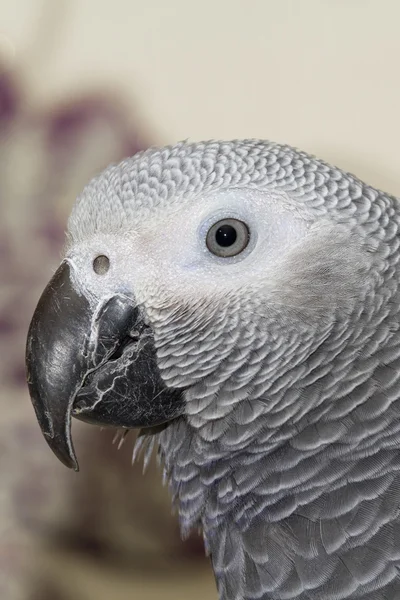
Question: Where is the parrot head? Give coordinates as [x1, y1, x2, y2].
[26, 140, 378, 471]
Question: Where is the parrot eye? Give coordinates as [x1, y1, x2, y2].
[93, 255, 110, 275]
[206, 218, 250, 257]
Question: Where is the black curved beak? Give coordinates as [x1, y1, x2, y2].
[26, 261, 184, 471]
[26, 262, 92, 470]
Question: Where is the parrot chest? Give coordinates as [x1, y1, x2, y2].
[160, 419, 400, 600]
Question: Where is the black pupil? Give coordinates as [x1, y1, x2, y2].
[215, 224, 237, 247]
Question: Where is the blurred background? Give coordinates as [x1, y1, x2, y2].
[1, 1, 400, 599]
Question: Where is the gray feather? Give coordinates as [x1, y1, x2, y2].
[72, 140, 400, 598]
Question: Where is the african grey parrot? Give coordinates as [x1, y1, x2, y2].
[26, 140, 400, 599]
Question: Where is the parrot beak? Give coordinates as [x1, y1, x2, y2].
[26, 261, 184, 471]
[26, 262, 92, 470]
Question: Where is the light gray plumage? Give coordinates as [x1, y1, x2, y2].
[28, 140, 400, 599]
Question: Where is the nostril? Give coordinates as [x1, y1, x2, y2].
[93, 255, 110, 274]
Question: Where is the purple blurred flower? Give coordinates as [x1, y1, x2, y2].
[0, 69, 19, 126]
[0, 57, 163, 600]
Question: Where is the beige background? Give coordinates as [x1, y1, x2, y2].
[2, 0, 400, 194]
[0, 2, 399, 599]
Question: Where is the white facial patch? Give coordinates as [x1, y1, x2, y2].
[65, 187, 310, 308]
[130, 188, 310, 300]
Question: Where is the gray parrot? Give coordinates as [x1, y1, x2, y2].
[26, 140, 400, 599]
